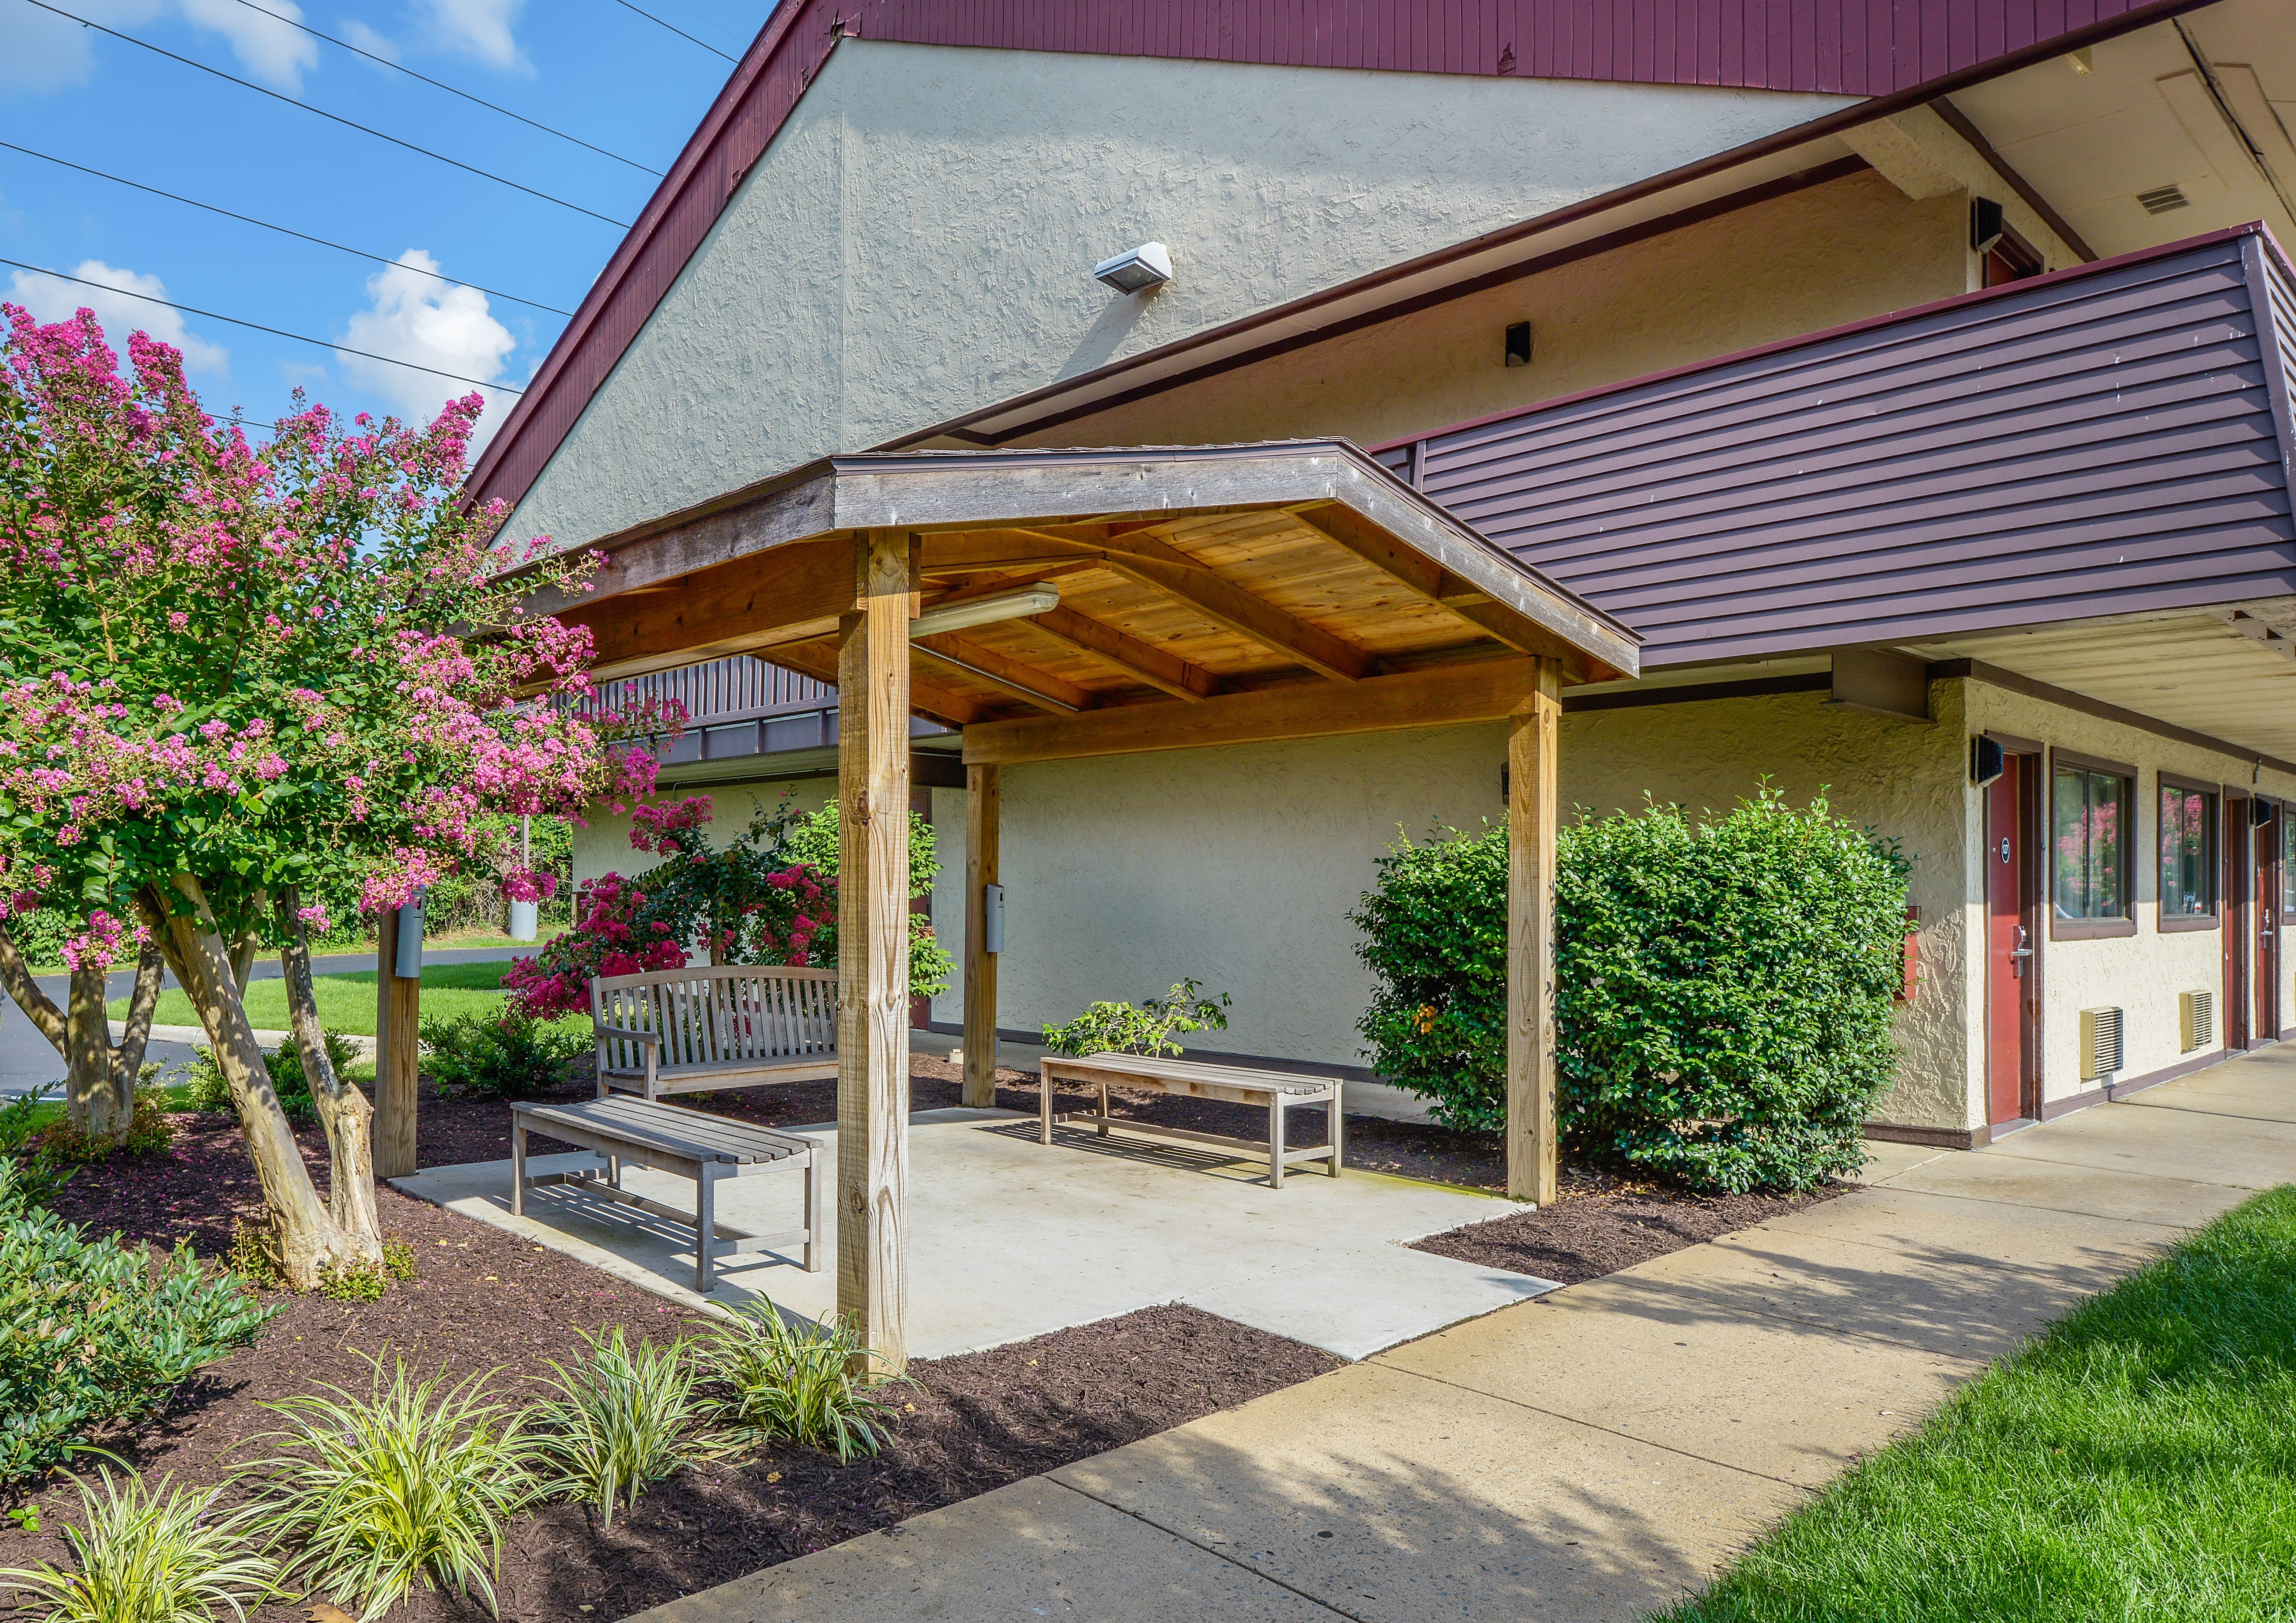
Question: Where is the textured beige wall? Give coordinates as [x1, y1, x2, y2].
[499, 40, 1854, 554]
[1019, 167, 1969, 453]
[1959, 680, 2296, 1105]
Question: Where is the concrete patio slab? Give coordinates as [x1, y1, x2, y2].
[1725, 1183, 2195, 1272]
[1371, 1275, 1978, 1485]
[1852, 1138, 1951, 1181]
[1051, 1359, 1802, 1623]
[1608, 1228, 2116, 1362]
[1872, 1143, 2249, 1228]
[393, 1109, 1551, 1361]
[1979, 1098, 2296, 1190]
[2121, 1070, 2296, 1123]
[631, 1476, 1347, 1623]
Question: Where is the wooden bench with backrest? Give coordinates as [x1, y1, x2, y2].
[591, 964, 837, 1100]
[1038, 1052, 1343, 1187]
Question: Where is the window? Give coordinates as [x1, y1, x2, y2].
[2052, 759, 2132, 931]
[2159, 780, 2217, 925]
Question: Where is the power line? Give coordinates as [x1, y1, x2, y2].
[0, 256, 525, 395]
[0, 142, 573, 317]
[219, 0, 664, 177]
[22, 0, 633, 229]
[609, 0, 739, 61]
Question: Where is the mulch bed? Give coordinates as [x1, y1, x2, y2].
[19, 1106, 1338, 1623]
[7, 1061, 1846, 1620]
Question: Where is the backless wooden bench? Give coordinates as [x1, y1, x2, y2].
[591, 964, 837, 1101]
[1038, 1052, 1343, 1187]
[510, 1095, 821, 1292]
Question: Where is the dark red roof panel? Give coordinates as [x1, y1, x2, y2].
[467, 0, 2198, 521]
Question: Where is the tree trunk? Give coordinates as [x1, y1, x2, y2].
[277, 888, 384, 1247]
[152, 874, 369, 1288]
[0, 921, 163, 1136]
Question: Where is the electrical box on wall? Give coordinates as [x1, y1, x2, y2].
[393, 890, 425, 979]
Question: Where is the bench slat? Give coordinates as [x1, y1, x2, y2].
[1045, 1052, 1342, 1095]
[514, 1098, 811, 1164]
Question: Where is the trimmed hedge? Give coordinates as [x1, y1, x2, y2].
[1352, 787, 1910, 1191]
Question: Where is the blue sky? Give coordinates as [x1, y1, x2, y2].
[0, 0, 777, 447]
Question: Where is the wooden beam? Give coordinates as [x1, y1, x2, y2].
[913, 634, 1097, 714]
[767, 636, 995, 730]
[562, 536, 855, 678]
[962, 762, 999, 1109]
[964, 655, 1544, 765]
[372, 907, 419, 1180]
[837, 530, 914, 1376]
[1506, 659, 1562, 1206]
[1093, 542, 1376, 683]
[1024, 605, 1222, 702]
[1290, 502, 1590, 678]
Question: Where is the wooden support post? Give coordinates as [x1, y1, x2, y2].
[1506, 658, 1562, 1205]
[962, 762, 1000, 1108]
[372, 907, 420, 1180]
[837, 529, 915, 1375]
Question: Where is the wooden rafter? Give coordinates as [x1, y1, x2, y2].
[913, 633, 1097, 714]
[1023, 605, 1223, 702]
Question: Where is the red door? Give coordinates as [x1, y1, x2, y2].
[2225, 792, 2253, 1051]
[1986, 755, 2034, 1124]
[2257, 803, 2281, 1042]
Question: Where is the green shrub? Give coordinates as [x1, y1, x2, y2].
[0, 1469, 278, 1623]
[1353, 788, 1910, 1191]
[244, 1360, 539, 1621]
[37, 1083, 174, 1165]
[0, 1175, 275, 1483]
[0, 1086, 71, 1208]
[185, 1033, 356, 1122]
[532, 1329, 724, 1528]
[419, 1011, 587, 1099]
[699, 1302, 906, 1463]
[1041, 979, 1231, 1059]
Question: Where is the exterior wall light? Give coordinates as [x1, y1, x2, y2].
[1094, 241, 1173, 293]
[911, 584, 1062, 639]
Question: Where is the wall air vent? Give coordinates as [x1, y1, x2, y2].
[2136, 184, 2190, 215]
[2180, 990, 2214, 1052]
[2080, 1006, 2125, 1081]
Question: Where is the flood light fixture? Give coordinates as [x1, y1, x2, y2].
[1094, 241, 1173, 293]
[911, 584, 1062, 639]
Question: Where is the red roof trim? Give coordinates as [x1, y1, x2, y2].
[1366, 222, 2287, 455]
[470, 0, 2208, 521]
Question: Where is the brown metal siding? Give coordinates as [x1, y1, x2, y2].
[1381, 229, 2296, 665]
[467, 0, 2188, 524]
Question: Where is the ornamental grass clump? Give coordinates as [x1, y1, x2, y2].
[1353, 786, 1910, 1191]
[699, 1303, 905, 1464]
[531, 1329, 725, 1528]
[242, 1360, 538, 1621]
[0, 1470, 277, 1623]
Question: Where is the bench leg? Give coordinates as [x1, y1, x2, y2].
[510, 1119, 527, 1216]
[1097, 1080, 1109, 1138]
[1040, 1063, 1053, 1145]
[695, 1163, 717, 1293]
[1269, 1095, 1286, 1189]
[802, 1147, 823, 1272]
[1329, 1088, 1344, 1176]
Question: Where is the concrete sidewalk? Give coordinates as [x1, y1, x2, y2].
[632, 1048, 2290, 1623]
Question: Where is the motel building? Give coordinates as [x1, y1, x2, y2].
[479, 0, 2296, 1176]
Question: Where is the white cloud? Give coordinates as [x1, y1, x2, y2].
[5, 260, 230, 376]
[414, 0, 527, 71]
[337, 249, 514, 441]
[179, 0, 318, 91]
[340, 16, 397, 60]
[0, 0, 163, 93]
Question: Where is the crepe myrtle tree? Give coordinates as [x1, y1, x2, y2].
[0, 305, 667, 1287]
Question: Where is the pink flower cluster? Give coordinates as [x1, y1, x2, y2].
[59, 908, 147, 974]
[630, 795, 712, 855]
[502, 872, 687, 1019]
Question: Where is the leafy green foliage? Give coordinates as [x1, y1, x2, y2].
[185, 1033, 357, 1122]
[0, 1170, 275, 1483]
[0, 1085, 72, 1208]
[1658, 1186, 2296, 1622]
[418, 1010, 587, 1099]
[0, 1469, 277, 1623]
[1353, 788, 1909, 1189]
[243, 1361, 539, 1622]
[699, 1302, 906, 1464]
[531, 1329, 724, 1529]
[36, 1081, 173, 1164]
[1041, 979, 1232, 1059]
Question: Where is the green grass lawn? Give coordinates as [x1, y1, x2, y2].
[108, 960, 557, 1037]
[1655, 1185, 2296, 1622]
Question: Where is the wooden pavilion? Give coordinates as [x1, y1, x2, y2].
[377, 440, 1639, 1371]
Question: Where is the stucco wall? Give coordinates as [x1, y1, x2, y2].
[1958, 679, 2296, 1106]
[1019, 167, 1969, 453]
[500, 39, 1853, 553]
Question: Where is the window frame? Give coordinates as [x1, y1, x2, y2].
[2156, 772, 2221, 932]
[2049, 749, 2138, 940]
